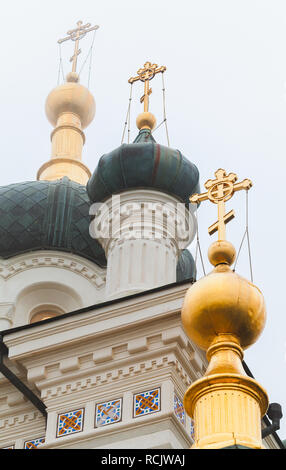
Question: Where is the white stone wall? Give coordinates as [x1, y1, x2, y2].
[0, 283, 206, 449]
[0, 274, 281, 449]
[0, 250, 106, 329]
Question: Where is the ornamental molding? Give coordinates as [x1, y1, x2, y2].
[40, 353, 193, 401]
[5, 283, 193, 353]
[0, 250, 106, 288]
[24, 325, 205, 400]
[90, 189, 197, 254]
[0, 303, 14, 321]
[0, 410, 43, 431]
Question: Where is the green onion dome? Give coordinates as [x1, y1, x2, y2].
[0, 174, 197, 282]
[87, 129, 200, 205]
[177, 249, 197, 283]
[0, 177, 106, 266]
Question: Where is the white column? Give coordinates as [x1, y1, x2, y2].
[90, 190, 197, 299]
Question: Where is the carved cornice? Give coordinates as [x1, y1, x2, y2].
[40, 353, 193, 400]
[0, 410, 43, 430]
[0, 251, 106, 288]
[91, 190, 196, 254]
[21, 325, 205, 401]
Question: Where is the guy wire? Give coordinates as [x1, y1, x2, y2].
[121, 83, 133, 144]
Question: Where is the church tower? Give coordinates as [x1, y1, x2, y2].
[87, 61, 199, 299]
[182, 170, 269, 448]
[38, 21, 98, 185]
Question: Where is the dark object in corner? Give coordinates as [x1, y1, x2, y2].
[262, 403, 283, 439]
[0, 336, 47, 420]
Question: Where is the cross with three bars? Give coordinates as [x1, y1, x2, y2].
[190, 168, 252, 241]
[128, 62, 166, 112]
[58, 20, 99, 74]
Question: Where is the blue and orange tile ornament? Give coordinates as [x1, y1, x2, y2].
[95, 398, 122, 427]
[57, 408, 84, 437]
[24, 437, 45, 448]
[134, 388, 160, 417]
[174, 394, 185, 425]
[190, 419, 195, 440]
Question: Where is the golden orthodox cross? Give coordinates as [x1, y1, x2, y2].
[58, 20, 99, 74]
[128, 62, 166, 112]
[190, 169, 252, 241]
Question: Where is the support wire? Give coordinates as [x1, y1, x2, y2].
[57, 43, 65, 85]
[194, 204, 206, 277]
[79, 30, 97, 87]
[121, 83, 133, 144]
[233, 190, 254, 282]
[152, 73, 170, 146]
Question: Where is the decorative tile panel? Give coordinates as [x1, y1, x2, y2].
[134, 388, 161, 417]
[57, 408, 84, 438]
[24, 438, 45, 449]
[174, 394, 185, 425]
[95, 398, 122, 427]
[190, 419, 195, 440]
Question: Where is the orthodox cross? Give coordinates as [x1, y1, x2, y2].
[58, 21, 99, 74]
[128, 62, 166, 112]
[190, 169, 252, 241]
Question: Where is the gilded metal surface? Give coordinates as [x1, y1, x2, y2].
[45, 81, 95, 129]
[184, 370, 268, 449]
[207, 240, 236, 266]
[40, 70, 95, 183]
[128, 62, 166, 115]
[58, 20, 99, 75]
[37, 157, 91, 185]
[190, 168, 252, 241]
[181, 264, 266, 351]
[182, 167, 268, 449]
[136, 111, 156, 131]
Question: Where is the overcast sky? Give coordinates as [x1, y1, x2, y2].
[1, 0, 286, 441]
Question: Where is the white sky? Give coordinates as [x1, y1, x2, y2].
[1, 0, 286, 441]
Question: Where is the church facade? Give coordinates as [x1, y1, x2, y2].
[0, 22, 283, 449]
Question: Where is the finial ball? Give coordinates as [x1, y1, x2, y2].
[66, 72, 79, 83]
[45, 81, 95, 129]
[136, 112, 156, 131]
[181, 265, 266, 351]
[208, 240, 236, 267]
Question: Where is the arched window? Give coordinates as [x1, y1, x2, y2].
[30, 311, 61, 323]
[29, 304, 64, 324]
[14, 282, 82, 327]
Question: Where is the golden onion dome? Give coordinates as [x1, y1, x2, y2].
[45, 74, 95, 129]
[181, 240, 266, 351]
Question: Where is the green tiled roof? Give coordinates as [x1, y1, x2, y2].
[0, 176, 196, 282]
[0, 177, 106, 266]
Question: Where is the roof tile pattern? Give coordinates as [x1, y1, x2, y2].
[0, 177, 106, 266]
